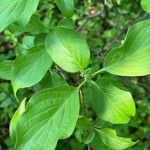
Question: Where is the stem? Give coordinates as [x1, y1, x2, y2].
[90, 68, 105, 78]
[87, 144, 91, 150]
[79, 89, 85, 115]
[77, 78, 87, 89]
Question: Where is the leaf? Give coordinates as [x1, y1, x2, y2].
[45, 27, 90, 73]
[95, 128, 136, 150]
[90, 77, 135, 124]
[0, 60, 13, 80]
[55, 0, 74, 18]
[39, 71, 67, 89]
[10, 86, 79, 150]
[0, 0, 39, 32]
[10, 98, 26, 141]
[12, 46, 52, 95]
[104, 19, 150, 76]
[60, 18, 75, 29]
[91, 131, 109, 150]
[141, 0, 150, 13]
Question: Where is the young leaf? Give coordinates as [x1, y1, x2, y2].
[55, 0, 74, 18]
[45, 27, 90, 73]
[141, 0, 150, 13]
[10, 98, 26, 142]
[95, 128, 136, 150]
[104, 19, 150, 76]
[10, 86, 79, 150]
[0, 60, 13, 80]
[0, 0, 39, 32]
[12, 46, 52, 94]
[90, 77, 135, 124]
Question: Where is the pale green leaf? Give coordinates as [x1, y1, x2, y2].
[0, 60, 13, 80]
[141, 0, 150, 13]
[0, 0, 39, 32]
[10, 98, 26, 142]
[45, 27, 90, 73]
[55, 0, 74, 18]
[90, 77, 135, 124]
[104, 19, 150, 76]
[96, 128, 136, 150]
[10, 86, 79, 150]
[12, 46, 52, 94]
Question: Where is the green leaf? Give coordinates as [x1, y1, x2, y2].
[95, 128, 136, 150]
[45, 27, 90, 73]
[0, 60, 13, 80]
[12, 46, 52, 94]
[0, 0, 39, 32]
[39, 71, 67, 89]
[10, 98, 26, 140]
[55, 0, 74, 18]
[90, 77, 135, 124]
[104, 19, 150, 76]
[10, 86, 79, 150]
[141, 0, 150, 13]
[91, 131, 109, 150]
[60, 18, 75, 29]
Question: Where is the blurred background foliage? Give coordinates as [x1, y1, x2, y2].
[0, 0, 150, 149]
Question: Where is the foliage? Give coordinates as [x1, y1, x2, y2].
[0, 0, 150, 150]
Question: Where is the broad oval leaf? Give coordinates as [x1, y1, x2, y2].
[45, 27, 90, 73]
[12, 46, 52, 94]
[104, 19, 150, 76]
[0, 60, 13, 80]
[141, 0, 150, 13]
[10, 86, 79, 150]
[95, 128, 136, 150]
[0, 0, 39, 32]
[90, 77, 135, 124]
[55, 0, 74, 18]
